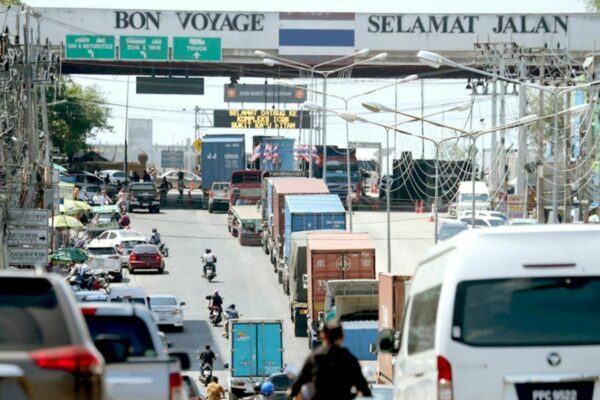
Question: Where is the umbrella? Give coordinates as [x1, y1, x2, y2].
[62, 199, 92, 215]
[50, 247, 89, 264]
[49, 215, 84, 230]
[53, 163, 68, 172]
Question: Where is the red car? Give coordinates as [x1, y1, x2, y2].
[128, 244, 165, 274]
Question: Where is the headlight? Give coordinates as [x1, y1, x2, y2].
[202, 369, 211, 376]
[171, 309, 182, 315]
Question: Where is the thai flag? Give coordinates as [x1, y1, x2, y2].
[263, 143, 273, 161]
[279, 13, 356, 57]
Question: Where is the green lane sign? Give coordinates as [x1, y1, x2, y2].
[65, 35, 115, 60]
[120, 36, 168, 61]
[173, 37, 222, 62]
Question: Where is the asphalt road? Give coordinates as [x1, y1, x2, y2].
[123, 208, 310, 394]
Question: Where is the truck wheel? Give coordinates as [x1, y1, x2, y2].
[283, 280, 290, 296]
[229, 392, 239, 400]
[290, 306, 295, 321]
[270, 251, 276, 266]
[262, 239, 269, 255]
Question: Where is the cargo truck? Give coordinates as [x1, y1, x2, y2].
[201, 134, 245, 209]
[323, 279, 379, 361]
[226, 319, 284, 400]
[310, 145, 362, 204]
[271, 179, 329, 270]
[285, 229, 345, 337]
[251, 137, 296, 172]
[377, 273, 411, 384]
[305, 232, 376, 348]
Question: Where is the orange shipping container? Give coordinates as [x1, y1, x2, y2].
[378, 273, 411, 384]
[306, 233, 376, 321]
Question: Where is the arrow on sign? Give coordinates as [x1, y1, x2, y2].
[140, 51, 147, 59]
[87, 49, 94, 57]
[193, 52, 200, 60]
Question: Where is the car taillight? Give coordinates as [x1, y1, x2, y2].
[155, 255, 161, 261]
[80, 307, 97, 316]
[169, 372, 185, 400]
[130, 254, 137, 261]
[437, 355, 453, 400]
[30, 345, 103, 375]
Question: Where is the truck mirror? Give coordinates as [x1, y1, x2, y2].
[369, 342, 378, 354]
[302, 274, 308, 289]
[170, 352, 191, 370]
[223, 363, 229, 369]
[378, 329, 399, 354]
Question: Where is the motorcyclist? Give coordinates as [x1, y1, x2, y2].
[259, 382, 274, 399]
[241, 382, 262, 399]
[149, 228, 161, 245]
[208, 289, 223, 313]
[202, 248, 217, 275]
[222, 304, 239, 338]
[198, 345, 216, 368]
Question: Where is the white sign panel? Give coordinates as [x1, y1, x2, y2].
[128, 118, 153, 165]
[8, 209, 50, 227]
[7, 228, 49, 246]
[8, 247, 49, 266]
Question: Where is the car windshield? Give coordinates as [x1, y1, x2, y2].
[133, 245, 158, 254]
[119, 230, 143, 238]
[150, 297, 177, 306]
[0, 278, 70, 350]
[487, 219, 505, 227]
[84, 315, 156, 357]
[439, 224, 468, 241]
[85, 185, 101, 193]
[453, 277, 600, 346]
[110, 296, 146, 305]
[460, 193, 490, 203]
[87, 247, 116, 255]
[213, 183, 230, 191]
[129, 184, 156, 191]
[122, 240, 146, 250]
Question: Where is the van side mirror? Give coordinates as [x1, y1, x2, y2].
[378, 329, 400, 355]
[302, 274, 308, 289]
[94, 335, 131, 364]
[369, 342, 378, 355]
[170, 352, 191, 370]
[223, 363, 230, 369]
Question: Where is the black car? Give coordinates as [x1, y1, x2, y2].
[127, 182, 161, 213]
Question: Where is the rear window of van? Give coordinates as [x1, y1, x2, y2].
[453, 277, 600, 346]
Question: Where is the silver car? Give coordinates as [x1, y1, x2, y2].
[149, 295, 185, 332]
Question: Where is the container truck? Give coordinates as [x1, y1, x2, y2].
[201, 134, 245, 208]
[305, 232, 376, 348]
[251, 137, 295, 172]
[323, 279, 379, 361]
[226, 319, 284, 400]
[310, 145, 362, 204]
[377, 273, 411, 384]
[271, 179, 329, 270]
[285, 229, 345, 337]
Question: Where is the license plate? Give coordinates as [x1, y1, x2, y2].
[516, 381, 593, 400]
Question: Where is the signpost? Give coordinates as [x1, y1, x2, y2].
[65, 35, 116, 60]
[120, 36, 168, 60]
[7, 228, 49, 246]
[224, 84, 307, 103]
[7, 247, 49, 266]
[8, 209, 50, 227]
[213, 109, 311, 129]
[161, 150, 185, 168]
[173, 37, 222, 61]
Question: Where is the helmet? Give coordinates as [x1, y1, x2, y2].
[253, 382, 262, 394]
[260, 382, 274, 396]
[205, 248, 211, 253]
[152, 228, 157, 233]
[213, 289, 219, 295]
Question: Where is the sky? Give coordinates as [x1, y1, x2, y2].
[22, 0, 590, 162]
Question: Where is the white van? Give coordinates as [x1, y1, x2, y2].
[453, 181, 490, 216]
[383, 225, 600, 400]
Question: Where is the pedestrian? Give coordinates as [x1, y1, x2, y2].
[289, 319, 371, 400]
[143, 170, 151, 182]
[73, 185, 81, 200]
[206, 376, 225, 400]
[116, 180, 123, 190]
[132, 171, 140, 182]
[104, 175, 110, 185]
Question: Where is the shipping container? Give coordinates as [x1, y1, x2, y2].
[305, 232, 376, 347]
[228, 319, 284, 399]
[285, 229, 345, 337]
[377, 273, 411, 384]
[273, 179, 329, 265]
[283, 194, 346, 262]
[256, 137, 295, 172]
[201, 134, 246, 192]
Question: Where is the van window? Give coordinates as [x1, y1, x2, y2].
[407, 285, 441, 354]
[453, 277, 600, 347]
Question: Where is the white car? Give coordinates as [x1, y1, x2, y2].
[459, 216, 506, 228]
[459, 209, 508, 222]
[157, 170, 202, 189]
[508, 218, 539, 225]
[98, 169, 127, 183]
[85, 244, 123, 282]
[88, 229, 147, 266]
[149, 295, 185, 332]
[73, 290, 109, 302]
[109, 286, 149, 308]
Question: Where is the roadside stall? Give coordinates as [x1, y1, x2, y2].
[229, 205, 262, 246]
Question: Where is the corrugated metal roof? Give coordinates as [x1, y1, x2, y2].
[273, 178, 328, 194]
[307, 232, 375, 251]
[230, 205, 261, 220]
[285, 194, 345, 214]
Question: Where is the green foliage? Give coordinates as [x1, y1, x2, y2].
[0, 0, 21, 5]
[586, 0, 600, 11]
[47, 78, 112, 160]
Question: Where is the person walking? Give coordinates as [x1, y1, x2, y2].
[206, 376, 225, 400]
[289, 319, 371, 400]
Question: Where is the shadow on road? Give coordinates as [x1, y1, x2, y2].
[168, 319, 227, 370]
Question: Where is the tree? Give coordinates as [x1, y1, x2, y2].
[47, 78, 112, 161]
[0, 0, 21, 5]
[586, 0, 600, 11]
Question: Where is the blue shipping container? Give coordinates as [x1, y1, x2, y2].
[267, 179, 275, 230]
[260, 137, 295, 172]
[201, 134, 245, 190]
[230, 320, 283, 378]
[283, 194, 346, 260]
[342, 321, 378, 361]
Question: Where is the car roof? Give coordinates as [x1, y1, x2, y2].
[79, 302, 149, 316]
[149, 294, 177, 300]
[109, 286, 147, 296]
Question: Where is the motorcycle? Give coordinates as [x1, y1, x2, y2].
[198, 362, 213, 387]
[67, 267, 111, 293]
[158, 242, 169, 257]
[203, 263, 216, 282]
[209, 305, 222, 327]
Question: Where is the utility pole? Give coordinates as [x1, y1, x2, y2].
[517, 58, 528, 217]
[536, 65, 545, 224]
[421, 79, 425, 159]
[499, 59, 507, 205]
[490, 77, 498, 194]
[124, 76, 130, 183]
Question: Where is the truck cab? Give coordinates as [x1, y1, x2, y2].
[452, 181, 491, 216]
